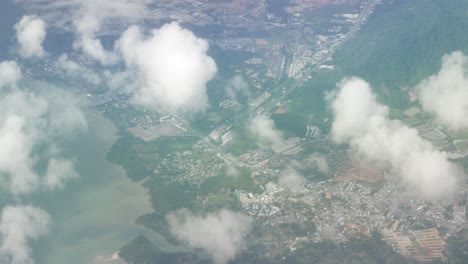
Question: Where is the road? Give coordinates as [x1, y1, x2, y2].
[267, 0, 380, 108]
[171, 0, 381, 170]
[173, 115, 254, 168]
[327, 0, 380, 58]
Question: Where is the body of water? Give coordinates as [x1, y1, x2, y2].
[32, 114, 166, 264]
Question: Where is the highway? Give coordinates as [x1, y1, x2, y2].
[327, 0, 380, 58]
[173, 115, 254, 168]
[170, 0, 381, 170]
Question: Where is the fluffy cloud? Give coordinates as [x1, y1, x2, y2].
[0, 114, 40, 195]
[116, 22, 217, 113]
[249, 114, 283, 145]
[0, 205, 50, 264]
[14, 15, 46, 58]
[72, 0, 149, 64]
[0, 63, 86, 195]
[72, 14, 117, 65]
[330, 77, 463, 199]
[416, 51, 468, 130]
[167, 209, 251, 264]
[16, 0, 150, 64]
[278, 169, 306, 191]
[0, 61, 22, 89]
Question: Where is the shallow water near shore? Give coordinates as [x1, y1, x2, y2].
[31, 114, 167, 264]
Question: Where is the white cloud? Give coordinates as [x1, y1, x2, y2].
[306, 154, 329, 174]
[72, 0, 150, 65]
[43, 159, 79, 191]
[43, 88, 87, 138]
[16, 0, 150, 28]
[0, 92, 47, 195]
[116, 22, 217, 113]
[291, 154, 329, 175]
[0, 115, 39, 195]
[73, 14, 117, 65]
[329, 78, 384, 143]
[225, 75, 250, 104]
[416, 51, 468, 130]
[249, 114, 283, 145]
[330, 77, 463, 199]
[74, 16, 117, 65]
[55, 54, 101, 85]
[15, 0, 151, 64]
[0, 63, 87, 195]
[278, 169, 306, 191]
[0, 61, 22, 89]
[103, 69, 142, 93]
[14, 15, 46, 58]
[166, 209, 251, 264]
[0, 205, 50, 264]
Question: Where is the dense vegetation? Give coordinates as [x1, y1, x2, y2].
[285, 0, 468, 134]
[120, 235, 209, 264]
[335, 0, 468, 91]
[446, 229, 468, 264]
[111, 0, 468, 262]
[284, 239, 416, 264]
[107, 132, 150, 181]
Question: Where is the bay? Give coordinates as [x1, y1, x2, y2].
[32, 113, 166, 264]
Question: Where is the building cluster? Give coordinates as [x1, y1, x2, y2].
[249, 92, 271, 108]
[416, 123, 468, 159]
[383, 228, 446, 262]
[42, 0, 468, 262]
[238, 179, 467, 261]
[127, 119, 190, 142]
